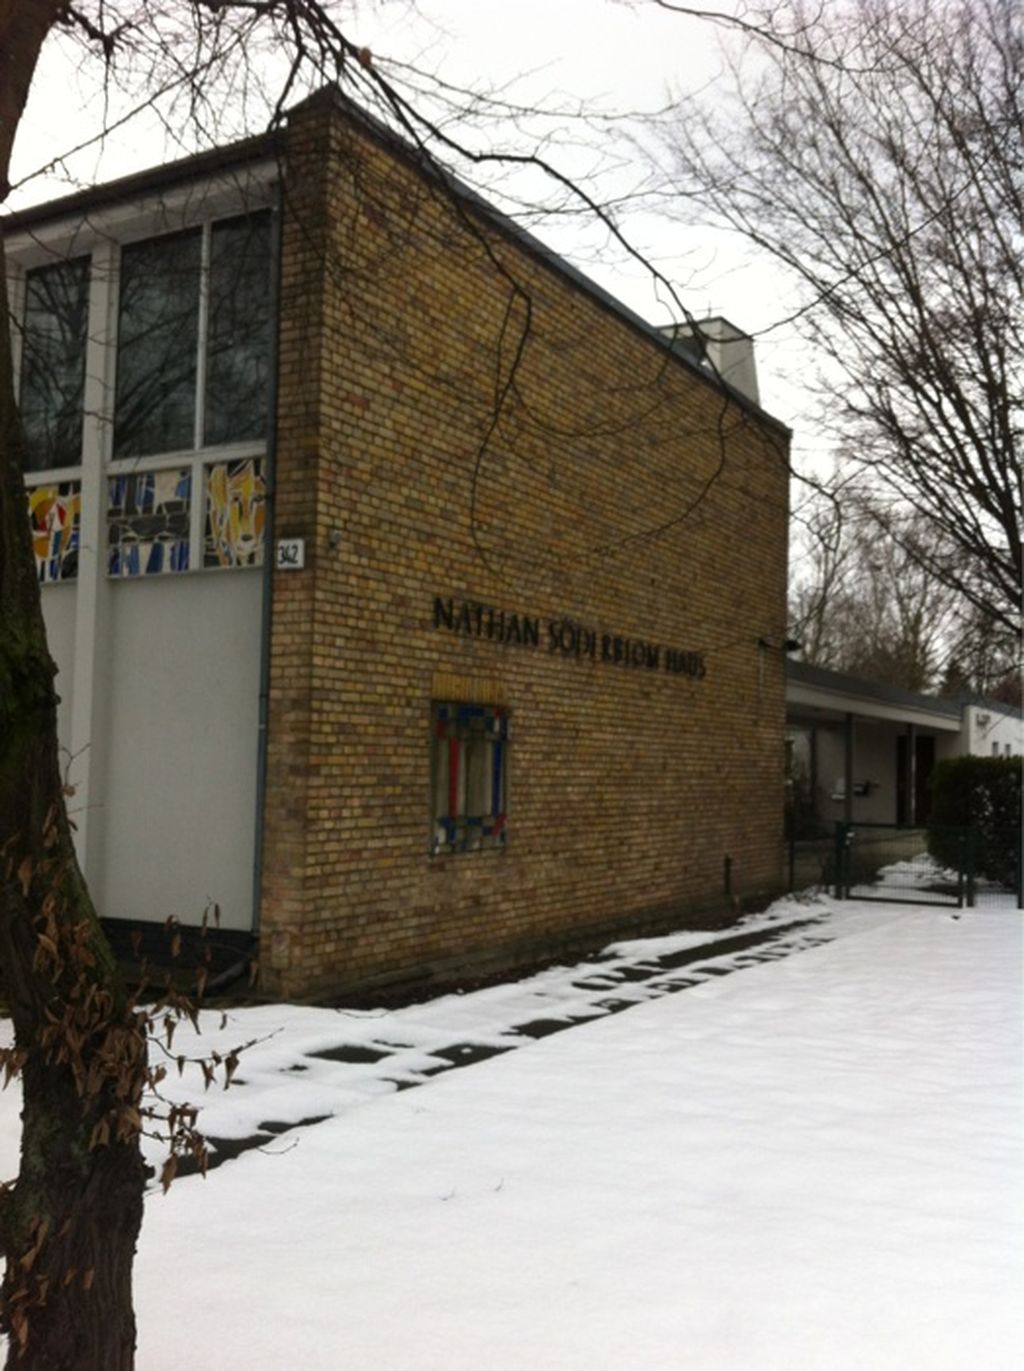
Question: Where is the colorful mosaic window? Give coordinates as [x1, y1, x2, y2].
[204, 458, 266, 568]
[431, 703, 509, 854]
[108, 469, 191, 577]
[28, 481, 81, 584]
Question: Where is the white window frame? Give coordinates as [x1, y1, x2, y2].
[7, 163, 276, 582]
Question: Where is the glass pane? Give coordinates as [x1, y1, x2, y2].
[432, 722, 452, 852]
[19, 257, 89, 471]
[204, 213, 271, 446]
[465, 732, 492, 818]
[28, 481, 81, 583]
[204, 458, 266, 567]
[114, 230, 200, 457]
[108, 468, 191, 577]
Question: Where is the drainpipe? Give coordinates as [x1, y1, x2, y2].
[906, 722, 917, 827]
[251, 180, 284, 940]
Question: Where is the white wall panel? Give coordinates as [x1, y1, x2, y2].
[815, 722, 899, 824]
[94, 570, 261, 930]
[40, 583, 77, 765]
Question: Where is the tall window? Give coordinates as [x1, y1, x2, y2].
[114, 211, 271, 457]
[114, 229, 200, 456]
[19, 206, 272, 584]
[107, 210, 271, 577]
[19, 256, 90, 471]
[204, 215, 272, 446]
[431, 702, 509, 854]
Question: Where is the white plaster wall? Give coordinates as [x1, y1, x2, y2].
[814, 721, 900, 824]
[963, 705, 1024, 758]
[93, 570, 262, 930]
[40, 584, 76, 767]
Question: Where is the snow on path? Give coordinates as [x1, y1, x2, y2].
[128, 904, 1021, 1370]
[1, 898, 1020, 1368]
[3, 896, 842, 1185]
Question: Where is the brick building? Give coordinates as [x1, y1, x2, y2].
[5, 91, 791, 998]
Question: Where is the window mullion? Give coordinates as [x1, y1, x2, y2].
[195, 224, 211, 450]
[7, 263, 25, 391]
[191, 225, 212, 567]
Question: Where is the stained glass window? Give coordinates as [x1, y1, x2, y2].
[431, 703, 509, 854]
[28, 481, 81, 583]
[204, 458, 266, 567]
[108, 468, 191, 576]
[19, 257, 90, 471]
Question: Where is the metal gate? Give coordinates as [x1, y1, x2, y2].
[830, 822, 1024, 909]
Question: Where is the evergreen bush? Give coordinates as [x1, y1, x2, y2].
[927, 756, 1022, 886]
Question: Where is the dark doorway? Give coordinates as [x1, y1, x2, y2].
[896, 734, 936, 824]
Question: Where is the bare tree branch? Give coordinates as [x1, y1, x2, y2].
[662, 0, 1023, 637]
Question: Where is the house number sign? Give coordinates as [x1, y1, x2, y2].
[275, 538, 305, 571]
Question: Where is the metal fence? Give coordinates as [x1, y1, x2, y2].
[828, 822, 1023, 909]
[785, 834, 836, 893]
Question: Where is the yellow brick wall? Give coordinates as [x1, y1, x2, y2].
[260, 94, 791, 998]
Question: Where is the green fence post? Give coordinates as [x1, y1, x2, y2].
[965, 827, 976, 910]
[833, 823, 846, 900]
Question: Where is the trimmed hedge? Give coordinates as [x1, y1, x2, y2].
[928, 756, 1022, 886]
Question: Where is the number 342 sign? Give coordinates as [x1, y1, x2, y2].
[275, 538, 305, 570]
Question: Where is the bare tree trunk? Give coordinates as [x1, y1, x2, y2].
[1, 5, 147, 1366]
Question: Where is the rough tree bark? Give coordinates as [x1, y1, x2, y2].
[1, 3, 148, 1367]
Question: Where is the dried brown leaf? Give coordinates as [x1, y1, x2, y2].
[17, 856, 33, 897]
[160, 1156, 177, 1194]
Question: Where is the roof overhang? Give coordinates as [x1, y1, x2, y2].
[786, 680, 962, 732]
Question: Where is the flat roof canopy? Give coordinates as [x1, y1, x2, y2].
[786, 661, 962, 733]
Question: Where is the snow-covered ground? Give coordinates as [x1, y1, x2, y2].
[2, 891, 1022, 1369]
